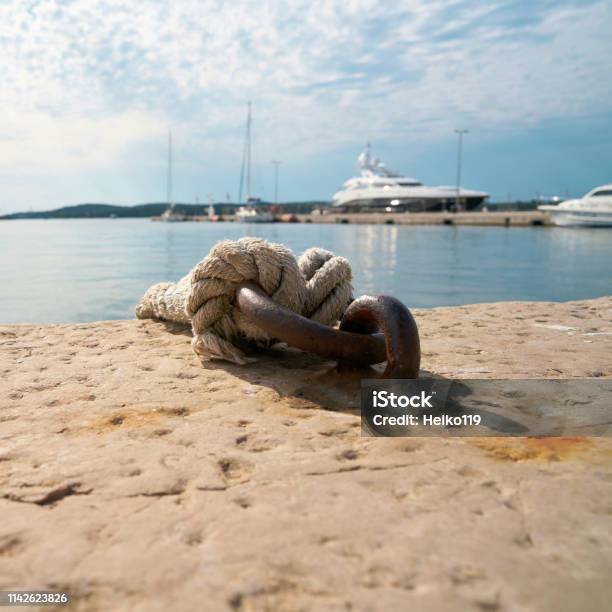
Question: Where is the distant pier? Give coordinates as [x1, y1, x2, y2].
[151, 210, 550, 226]
[300, 210, 550, 226]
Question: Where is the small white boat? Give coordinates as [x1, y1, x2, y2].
[539, 185, 612, 227]
[235, 197, 274, 223]
[158, 207, 187, 222]
[236, 102, 274, 223]
[157, 130, 188, 222]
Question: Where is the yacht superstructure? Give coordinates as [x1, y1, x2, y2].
[332, 145, 488, 212]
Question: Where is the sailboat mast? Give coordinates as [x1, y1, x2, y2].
[167, 129, 174, 210]
[246, 101, 252, 199]
[238, 102, 252, 205]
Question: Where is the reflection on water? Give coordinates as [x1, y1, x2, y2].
[346, 225, 399, 294]
[0, 219, 610, 324]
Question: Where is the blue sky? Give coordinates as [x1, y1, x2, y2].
[1, 0, 611, 211]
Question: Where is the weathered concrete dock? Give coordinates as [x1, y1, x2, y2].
[1, 297, 611, 610]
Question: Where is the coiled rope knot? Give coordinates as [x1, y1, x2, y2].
[136, 237, 353, 364]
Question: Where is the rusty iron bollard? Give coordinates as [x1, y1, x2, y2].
[236, 282, 421, 378]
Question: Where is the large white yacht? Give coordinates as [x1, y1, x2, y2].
[538, 185, 612, 227]
[332, 145, 488, 212]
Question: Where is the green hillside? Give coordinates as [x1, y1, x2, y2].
[0, 201, 329, 219]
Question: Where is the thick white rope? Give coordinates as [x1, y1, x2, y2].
[136, 237, 353, 364]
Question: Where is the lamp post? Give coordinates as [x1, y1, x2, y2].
[454, 129, 468, 212]
[272, 160, 281, 204]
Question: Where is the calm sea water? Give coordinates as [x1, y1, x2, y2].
[0, 219, 610, 324]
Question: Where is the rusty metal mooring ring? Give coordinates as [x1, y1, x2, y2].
[236, 282, 421, 378]
[339, 295, 421, 378]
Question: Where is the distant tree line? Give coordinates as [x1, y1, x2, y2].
[0, 201, 330, 219]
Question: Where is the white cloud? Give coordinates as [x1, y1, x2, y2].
[2, 108, 162, 171]
[0, 0, 610, 207]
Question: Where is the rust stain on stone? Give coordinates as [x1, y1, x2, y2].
[474, 437, 594, 462]
[95, 410, 165, 433]
[76, 406, 190, 435]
